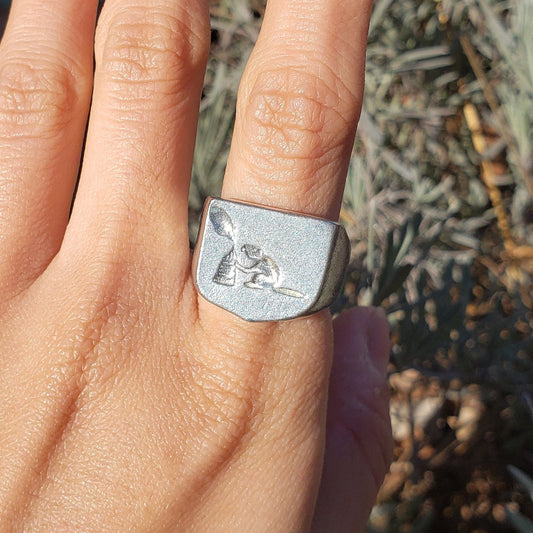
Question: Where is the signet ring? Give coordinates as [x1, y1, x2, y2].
[192, 197, 350, 322]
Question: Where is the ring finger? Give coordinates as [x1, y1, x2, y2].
[193, 0, 375, 526]
[62, 0, 210, 278]
[197, 0, 373, 330]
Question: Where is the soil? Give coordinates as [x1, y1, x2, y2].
[380, 369, 533, 532]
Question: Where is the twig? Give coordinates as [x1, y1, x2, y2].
[463, 102, 515, 251]
[460, 35, 533, 199]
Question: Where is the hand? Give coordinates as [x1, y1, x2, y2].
[0, 0, 392, 530]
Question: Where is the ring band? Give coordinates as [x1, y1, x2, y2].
[192, 197, 350, 322]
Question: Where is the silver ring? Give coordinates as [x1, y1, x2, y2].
[192, 197, 350, 322]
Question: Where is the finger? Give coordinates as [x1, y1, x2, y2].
[311, 307, 393, 532]
[222, 0, 372, 219]
[62, 0, 210, 274]
[0, 0, 97, 297]
[193, 0, 373, 520]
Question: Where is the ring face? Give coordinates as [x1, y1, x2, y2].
[192, 198, 350, 322]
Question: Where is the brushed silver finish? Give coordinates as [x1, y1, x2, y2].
[192, 197, 350, 322]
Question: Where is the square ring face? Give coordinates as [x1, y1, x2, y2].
[193, 198, 342, 322]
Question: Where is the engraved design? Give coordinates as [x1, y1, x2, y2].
[213, 248, 236, 286]
[209, 208, 304, 298]
[210, 206, 235, 240]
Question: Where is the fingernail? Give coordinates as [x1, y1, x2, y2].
[334, 306, 390, 378]
[362, 306, 390, 376]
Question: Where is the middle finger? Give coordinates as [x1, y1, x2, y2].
[63, 0, 210, 276]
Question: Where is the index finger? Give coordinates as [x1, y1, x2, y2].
[221, 0, 373, 220]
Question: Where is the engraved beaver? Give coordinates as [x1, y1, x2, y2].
[209, 206, 304, 299]
[239, 244, 304, 298]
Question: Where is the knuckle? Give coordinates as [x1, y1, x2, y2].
[239, 65, 354, 174]
[52, 243, 143, 384]
[187, 324, 272, 454]
[61, 271, 142, 392]
[0, 58, 82, 138]
[74, 295, 133, 389]
[95, 6, 209, 102]
[184, 316, 331, 466]
[193, 367, 257, 449]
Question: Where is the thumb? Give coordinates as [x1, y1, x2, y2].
[311, 306, 393, 532]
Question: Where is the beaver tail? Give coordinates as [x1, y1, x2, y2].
[274, 287, 304, 298]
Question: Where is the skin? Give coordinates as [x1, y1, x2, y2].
[0, 0, 392, 531]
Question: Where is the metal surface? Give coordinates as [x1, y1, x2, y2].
[192, 197, 350, 322]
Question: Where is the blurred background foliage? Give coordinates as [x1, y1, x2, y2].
[1, 0, 532, 531]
